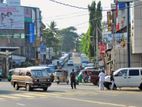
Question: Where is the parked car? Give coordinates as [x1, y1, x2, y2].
[113, 67, 142, 90]
[104, 75, 117, 90]
[47, 64, 57, 73]
[76, 68, 99, 85]
[11, 67, 52, 91]
[67, 60, 74, 66]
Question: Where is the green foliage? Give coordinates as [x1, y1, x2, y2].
[60, 26, 79, 52]
[80, 1, 102, 60]
[42, 21, 60, 55]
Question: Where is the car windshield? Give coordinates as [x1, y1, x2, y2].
[31, 69, 49, 77]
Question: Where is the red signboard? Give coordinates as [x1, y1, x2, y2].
[98, 42, 106, 54]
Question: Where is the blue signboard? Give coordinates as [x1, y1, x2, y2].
[29, 23, 35, 43]
[119, 2, 126, 10]
[40, 42, 46, 54]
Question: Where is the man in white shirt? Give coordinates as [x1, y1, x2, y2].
[98, 70, 105, 90]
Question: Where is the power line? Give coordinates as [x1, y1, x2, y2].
[47, 13, 88, 20]
[46, 11, 89, 19]
[48, 0, 142, 12]
[48, 0, 88, 10]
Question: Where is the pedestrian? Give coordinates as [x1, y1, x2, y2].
[70, 69, 76, 89]
[98, 70, 105, 90]
[110, 73, 115, 90]
[50, 73, 54, 82]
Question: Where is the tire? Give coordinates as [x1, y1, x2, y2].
[26, 84, 31, 91]
[43, 87, 47, 91]
[66, 80, 69, 85]
[57, 81, 60, 84]
[139, 83, 142, 90]
[14, 83, 19, 90]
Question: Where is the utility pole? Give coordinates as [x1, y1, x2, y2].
[127, 2, 131, 67]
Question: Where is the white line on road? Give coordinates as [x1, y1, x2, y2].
[53, 96, 136, 107]
[16, 103, 25, 106]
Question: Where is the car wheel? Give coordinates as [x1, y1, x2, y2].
[26, 84, 31, 91]
[57, 81, 60, 84]
[66, 81, 69, 85]
[43, 87, 47, 91]
[14, 83, 19, 90]
[139, 83, 142, 90]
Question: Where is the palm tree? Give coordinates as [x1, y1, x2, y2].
[42, 21, 60, 56]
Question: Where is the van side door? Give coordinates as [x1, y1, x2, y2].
[114, 69, 128, 87]
[128, 69, 141, 87]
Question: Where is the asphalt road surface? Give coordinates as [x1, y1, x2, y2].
[0, 82, 142, 107]
[0, 54, 142, 107]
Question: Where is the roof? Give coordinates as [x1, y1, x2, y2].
[0, 47, 19, 52]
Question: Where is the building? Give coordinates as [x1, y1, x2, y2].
[104, 0, 142, 74]
[0, 0, 42, 77]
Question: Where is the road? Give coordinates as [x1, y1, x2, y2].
[0, 54, 142, 107]
[0, 82, 142, 107]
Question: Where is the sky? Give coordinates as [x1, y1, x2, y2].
[21, 0, 112, 34]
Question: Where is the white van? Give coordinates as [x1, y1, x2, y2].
[113, 67, 142, 90]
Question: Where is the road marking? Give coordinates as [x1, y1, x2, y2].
[12, 94, 34, 98]
[0, 98, 5, 101]
[53, 96, 136, 107]
[0, 95, 19, 99]
[16, 103, 25, 106]
[25, 93, 48, 97]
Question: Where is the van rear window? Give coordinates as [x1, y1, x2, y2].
[129, 69, 139, 76]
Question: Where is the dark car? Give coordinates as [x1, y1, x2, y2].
[77, 68, 99, 85]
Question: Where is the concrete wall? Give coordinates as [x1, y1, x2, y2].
[111, 46, 142, 71]
[132, 1, 142, 54]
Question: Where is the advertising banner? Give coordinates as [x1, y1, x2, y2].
[99, 42, 106, 54]
[29, 23, 35, 44]
[0, 6, 24, 29]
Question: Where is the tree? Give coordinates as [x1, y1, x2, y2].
[60, 26, 79, 52]
[42, 21, 60, 55]
[80, 1, 102, 61]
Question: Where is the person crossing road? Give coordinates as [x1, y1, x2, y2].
[70, 69, 76, 89]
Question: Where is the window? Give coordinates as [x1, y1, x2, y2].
[31, 70, 43, 77]
[26, 72, 31, 76]
[141, 70, 142, 75]
[129, 69, 139, 76]
[117, 69, 127, 76]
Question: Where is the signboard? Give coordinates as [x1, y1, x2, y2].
[29, 23, 35, 43]
[24, 7, 32, 22]
[118, 0, 133, 2]
[7, 0, 21, 6]
[98, 42, 106, 54]
[40, 42, 46, 54]
[0, 6, 24, 29]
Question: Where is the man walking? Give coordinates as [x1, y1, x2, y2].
[98, 70, 105, 90]
[70, 69, 76, 89]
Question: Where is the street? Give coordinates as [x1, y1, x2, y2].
[0, 54, 142, 107]
[0, 81, 142, 107]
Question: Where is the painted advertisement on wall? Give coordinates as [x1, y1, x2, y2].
[0, 6, 24, 29]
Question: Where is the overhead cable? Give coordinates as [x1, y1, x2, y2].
[48, 0, 88, 10]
